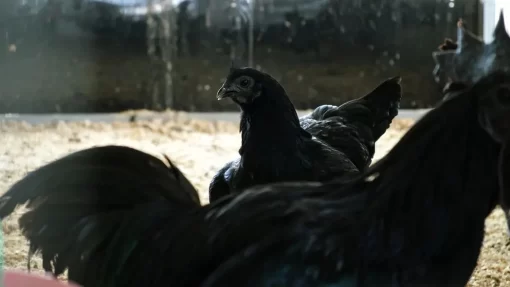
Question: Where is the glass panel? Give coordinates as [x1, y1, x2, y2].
[0, 0, 486, 112]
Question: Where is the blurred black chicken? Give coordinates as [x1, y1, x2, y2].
[209, 67, 402, 202]
[433, 12, 510, 234]
[0, 68, 509, 287]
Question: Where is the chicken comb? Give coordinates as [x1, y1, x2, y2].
[432, 10, 510, 85]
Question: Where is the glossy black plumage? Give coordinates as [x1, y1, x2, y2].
[209, 67, 402, 202]
[201, 71, 510, 287]
[432, 13, 510, 234]
[0, 146, 202, 285]
[1, 71, 509, 287]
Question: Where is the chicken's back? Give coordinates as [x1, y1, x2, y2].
[300, 77, 401, 170]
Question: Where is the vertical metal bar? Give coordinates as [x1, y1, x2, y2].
[146, 0, 159, 109]
[477, 0, 485, 38]
[160, 0, 175, 109]
[248, 0, 254, 67]
[483, 0, 496, 43]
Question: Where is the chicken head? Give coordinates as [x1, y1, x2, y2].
[432, 11, 510, 86]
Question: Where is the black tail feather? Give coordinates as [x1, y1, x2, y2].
[344, 76, 402, 142]
[304, 76, 402, 169]
[0, 145, 202, 286]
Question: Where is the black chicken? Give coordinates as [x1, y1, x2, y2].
[431, 16, 508, 87]
[433, 11, 510, 233]
[209, 67, 402, 202]
[0, 68, 509, 287]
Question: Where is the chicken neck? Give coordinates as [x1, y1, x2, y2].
[347, 95, 501, 285]
[237, 95, 311, 169]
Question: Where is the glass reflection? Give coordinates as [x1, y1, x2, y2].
[0, 0, 486, 112]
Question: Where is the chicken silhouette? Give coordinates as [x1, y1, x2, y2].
[433, 11, 510, 233]
[210, 67, 401, 202]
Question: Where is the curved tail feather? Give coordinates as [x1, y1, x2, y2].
[0, 145, 202, 286]
[335, 76, 402, 144]
[301, 77, 402, 170]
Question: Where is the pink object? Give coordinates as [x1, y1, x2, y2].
[4, 270, 81, 287]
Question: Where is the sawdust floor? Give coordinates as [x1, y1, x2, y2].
[0, 115, 508, 286]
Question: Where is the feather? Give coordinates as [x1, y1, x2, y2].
[0, 146, 202, 286]
[209, 68, 401, 201]
[2, 74, 509, 287]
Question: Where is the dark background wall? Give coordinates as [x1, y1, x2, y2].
[0, 0, 481, 113]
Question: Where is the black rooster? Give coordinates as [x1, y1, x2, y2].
[0, 69, 509, 287]
[433, 11, 510, 233]
[432, 15, 510, 87]
[209, 67, 402, 202]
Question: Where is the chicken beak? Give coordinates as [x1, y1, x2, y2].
[217, 86, 240, 100]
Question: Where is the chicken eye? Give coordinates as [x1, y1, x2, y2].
[240, 78, 250, 88]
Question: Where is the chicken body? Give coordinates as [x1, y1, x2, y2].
[209, 67, 401, 202]
[432, 13, 510, 234]
[0, 71, 509, 287]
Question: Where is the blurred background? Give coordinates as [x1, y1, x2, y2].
[0, 0, 508, 113]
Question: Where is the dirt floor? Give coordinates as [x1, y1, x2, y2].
[0, 114, 509, 286]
